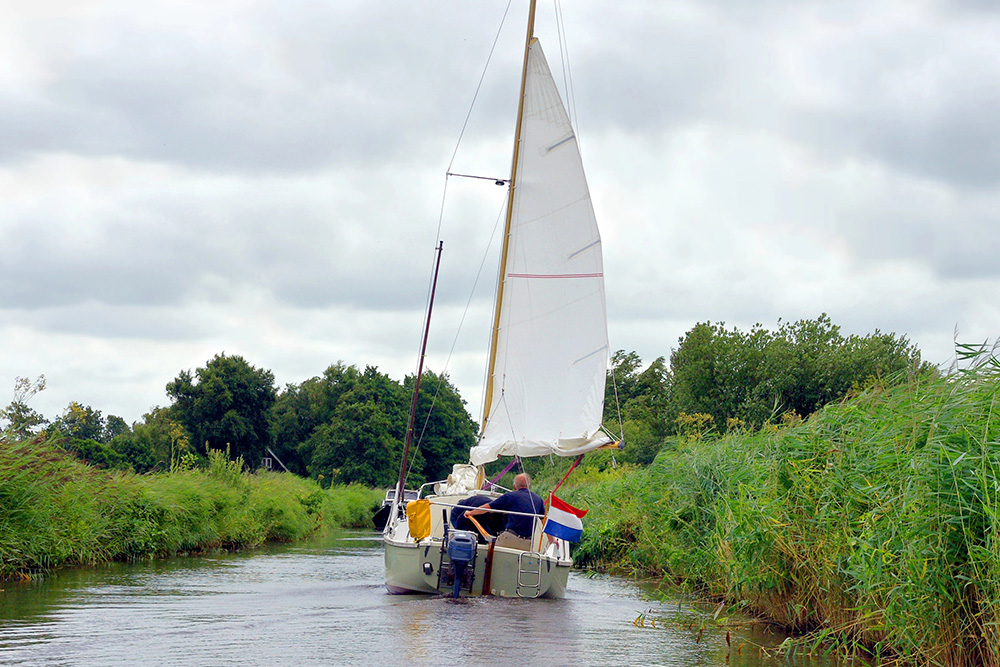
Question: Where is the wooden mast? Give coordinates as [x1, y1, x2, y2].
[481, 0, 537, 433]
[395, 241, 444, 506]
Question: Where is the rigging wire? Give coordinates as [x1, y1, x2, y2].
[404, 4, 517, 487]
[444, 0, 514, 180]
[553, 0, 580, 144]
[422, 0, 513, 372]
[405, 2, 515, 487]
[403, 199, 507, 491]
[554, 0, 620, 447]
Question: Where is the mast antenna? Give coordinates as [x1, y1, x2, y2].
[395, 241, 444, 505]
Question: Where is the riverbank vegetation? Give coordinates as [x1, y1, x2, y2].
[556, 348, 999, 666]
[5, 313, 976, 663]
[2, 358, 476, 491]
[2, 314, 923, 494]
[0, 439, 382, 580]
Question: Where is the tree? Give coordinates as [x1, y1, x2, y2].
[104, 415, 130, 442]
[270, 363, 363, 475]
[670, 322, 771, 428]
[60, 438, 127, 469]
[49, 402, 105, 442]
[110, 407, 191, 473]
[306, 400, 402, 487]
[670, 314, 933, 431]
[403, 371, 478, 483]
[0, 375, 48, 440]
[270, 363, 478, 487]
[166, 354, 276, 466]
[301, 366, 407, 486]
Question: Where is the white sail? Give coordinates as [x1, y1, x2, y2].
[470, 40, 612, 467]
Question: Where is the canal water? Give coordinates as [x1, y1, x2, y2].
[0, 532, 838, 666]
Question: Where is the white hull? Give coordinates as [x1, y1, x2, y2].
[383, 494, 571, 599]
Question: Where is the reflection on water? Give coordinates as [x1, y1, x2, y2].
[0, 532, 840, 666]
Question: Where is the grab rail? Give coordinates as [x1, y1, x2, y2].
[422, 498, 549, 552]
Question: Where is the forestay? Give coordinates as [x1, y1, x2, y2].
[470, 40, 612, 466]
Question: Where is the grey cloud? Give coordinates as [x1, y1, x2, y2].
[0, 212, 198, 309]
[776, 7, 1000, 188]
[566, 16, 738, 134]
[1, 2, 503, 173]
[790, 82, 1000, 189]
[0, 168, 497, 322]
[564, 1, 1000, 192]
[946, 0, 1000, 13]
[20, 303, 212, 341]
[846, 207, 1000, 280]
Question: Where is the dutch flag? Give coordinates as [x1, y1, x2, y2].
[542, 494, 588, 542]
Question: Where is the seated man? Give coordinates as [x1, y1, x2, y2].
[464, 473, 544, 550]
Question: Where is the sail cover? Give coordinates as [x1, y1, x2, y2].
[470, 40, 613, 467]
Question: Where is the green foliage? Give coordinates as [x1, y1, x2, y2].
[402, 371, 477, 482]
[58, 437, 129, 469]
[0, 436, 383, 579]
[568, 354, 1000, 666]
[308, 399, 400, 487]
[314, 483, 385, 528]
[605, 351, 671, 465]
[670, 315, 935, 432]
[0, 376, 48, 440]
[270, 363, 365, 475]
[166, 354, 277, 467]
[104, 415, 130, 441]
[48, 402, 106, 442]
[272, 363, 475, 488]
[597, 317, 933, 468]
[110, 407, 191, 473]
[291, 365, 405, 487]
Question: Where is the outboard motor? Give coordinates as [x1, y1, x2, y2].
[446, 530, 478, 598]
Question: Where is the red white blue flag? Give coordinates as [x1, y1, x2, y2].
[542, 495, 588, 542]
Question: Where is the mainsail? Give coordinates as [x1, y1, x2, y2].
[470, 40, 612, 466]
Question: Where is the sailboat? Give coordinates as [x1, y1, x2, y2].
[383, 0, 618, 599]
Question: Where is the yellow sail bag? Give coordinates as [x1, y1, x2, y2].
[406, 499, 431, 541]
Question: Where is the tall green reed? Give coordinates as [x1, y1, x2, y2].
[566, 363, 1000, 666]
[0, 437, 382, 579]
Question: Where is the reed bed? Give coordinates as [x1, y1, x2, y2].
[568, 366, 1000, 666]
[0, 439, 382, 579]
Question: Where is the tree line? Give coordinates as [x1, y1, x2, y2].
[0, 358, 477, 489]
[605, 313, 935, 465]
[1, 314, 934, 482]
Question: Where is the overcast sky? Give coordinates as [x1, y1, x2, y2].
[3, 0, 999, 426]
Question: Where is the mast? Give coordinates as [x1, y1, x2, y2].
[481, 0, 537, 431]
[395, 241, 444, 504]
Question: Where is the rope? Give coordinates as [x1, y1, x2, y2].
[483, 456, 521, 490]
[552, 454, 584, 494]
[610, 356, 625, 441]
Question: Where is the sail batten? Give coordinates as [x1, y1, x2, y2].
[470, 39, 611, 467]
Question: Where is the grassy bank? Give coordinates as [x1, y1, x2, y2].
[563, 366, 1000, 666]
[0, 440, 382, 579]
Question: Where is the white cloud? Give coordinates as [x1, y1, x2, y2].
[1, 0, 998, 425]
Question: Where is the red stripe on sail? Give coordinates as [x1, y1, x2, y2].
[507, 272, 603, 279]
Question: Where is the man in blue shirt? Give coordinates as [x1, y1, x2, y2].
[464, 473, 545, 550]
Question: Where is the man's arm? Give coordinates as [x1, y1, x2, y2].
[463, 503, 491, 518]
